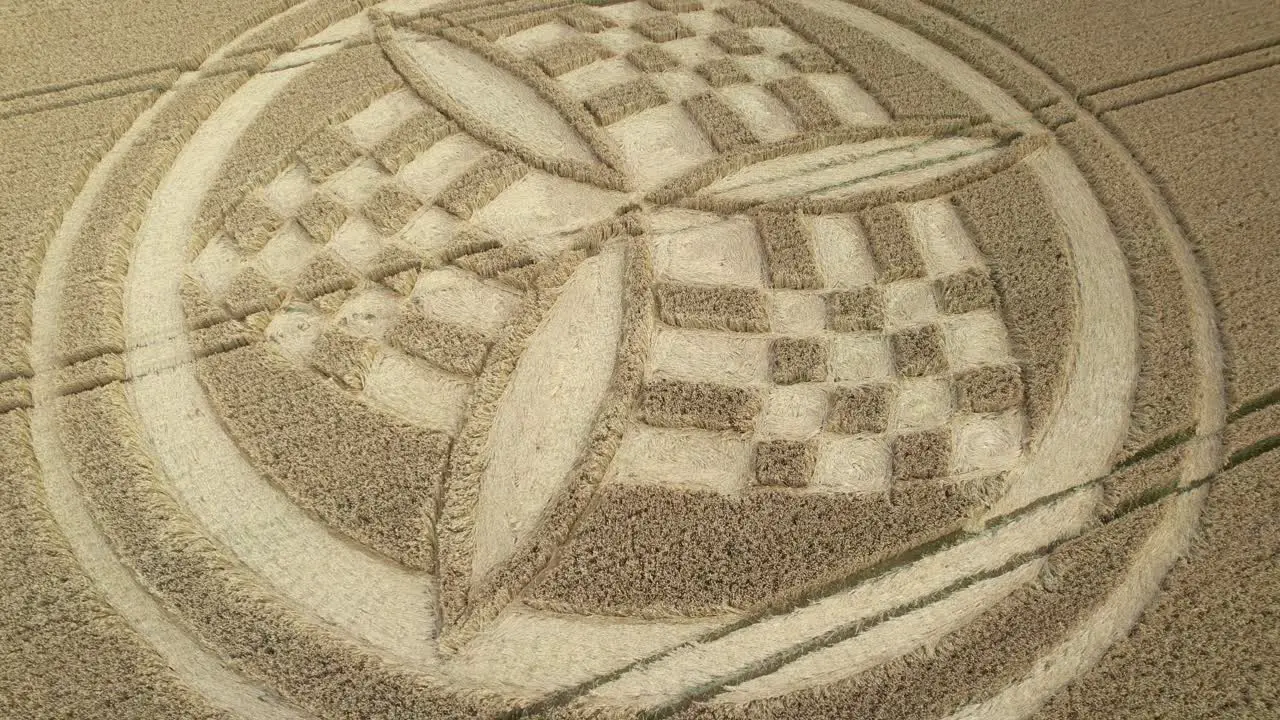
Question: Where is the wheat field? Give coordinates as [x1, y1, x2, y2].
[0, 0, 1276, 717]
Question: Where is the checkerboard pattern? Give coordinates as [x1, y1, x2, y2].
[185, 87, 534, 436]
[482, 0, 888, 187]
[184, 3, 1015, 489]
[183, 0, 893, 441]
[628, 199, 1028, 495]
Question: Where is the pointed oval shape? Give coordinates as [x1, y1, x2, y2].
[470, 244, 627, 581]
[397, 35, 605, 171]
[701, 135, 1003, 207]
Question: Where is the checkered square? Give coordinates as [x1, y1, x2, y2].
[642, 198, 1027, 494]
[464, 0, 888, 172]
[185, 83, 541, 432]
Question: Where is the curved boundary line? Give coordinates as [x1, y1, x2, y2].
[26, 34, 314, 720]
[18, 2, 391, 716]
[522, 2, 1225, 715]
[944, 485, 1207, 720]
[899, 0, 1227, 477]
[122, 66, 440, 662]
[13, 1, 1233, 716]
[371, 10, 632, 192]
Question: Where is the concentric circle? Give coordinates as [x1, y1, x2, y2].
[25, 0, 1225, 717]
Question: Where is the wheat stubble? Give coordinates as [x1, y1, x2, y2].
[0, 411, 233, 720]
[1037, 449, 1280, 718]
[53, 384, 502, 718]
[951, 165, 1075, 440]
[526, 479, 991, 615]
[0, 92, 154, 380]
[197, 343, 448, 569]
[676, 501, 1164, 719]
[1105, 65, 1280, 414]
